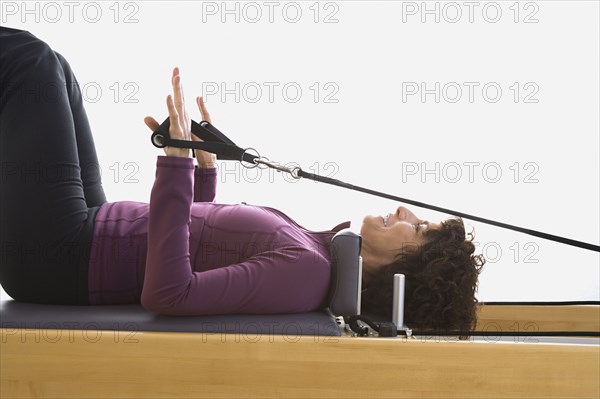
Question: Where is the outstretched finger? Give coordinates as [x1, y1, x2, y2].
[172, 69, 185, 119]
[196, 96, 212, 123]
[144, 116, 160, 131]
[166, 94, 181, 131]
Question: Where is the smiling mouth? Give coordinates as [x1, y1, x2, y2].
[382, 214, 389, 227]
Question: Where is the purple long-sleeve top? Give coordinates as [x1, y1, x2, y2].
[88, 155, 350, 315]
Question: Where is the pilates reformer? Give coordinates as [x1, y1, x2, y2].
[1, 118, 598, 398]
[2, 225, 598, 398]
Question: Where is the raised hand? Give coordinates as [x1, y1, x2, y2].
[144, 67, 191, 158]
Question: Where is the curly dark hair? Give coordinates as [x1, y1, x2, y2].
[361, 217, 485, 333]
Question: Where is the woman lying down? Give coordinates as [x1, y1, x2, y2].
[0, 26, 485, 334]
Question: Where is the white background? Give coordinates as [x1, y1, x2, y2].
[1, 0, 599, 301]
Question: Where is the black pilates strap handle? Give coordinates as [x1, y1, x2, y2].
[151, 117, 258, 164]
[150, 118, 600, 253]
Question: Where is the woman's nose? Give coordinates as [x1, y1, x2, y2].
[396, 206, 417, 222]
[396, 206, 406, 220]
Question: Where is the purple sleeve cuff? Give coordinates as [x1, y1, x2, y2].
[193, 165, 217, 202]
[156, 155, 194, 169]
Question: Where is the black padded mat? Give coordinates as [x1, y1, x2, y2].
[0, 298, 341, 336]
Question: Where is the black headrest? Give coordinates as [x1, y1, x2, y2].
[326, 228, 362, 316]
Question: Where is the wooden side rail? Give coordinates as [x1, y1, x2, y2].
[475, 305, 600, 333]
[2, 328, 598, 398]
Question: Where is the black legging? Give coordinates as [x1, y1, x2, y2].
[0, 27, 106, 305]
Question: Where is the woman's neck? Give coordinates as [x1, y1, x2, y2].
[360, 243, 386, 286]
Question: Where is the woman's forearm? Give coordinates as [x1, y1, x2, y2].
[193, 165, 217, 203]
[141, 155, 195, 313]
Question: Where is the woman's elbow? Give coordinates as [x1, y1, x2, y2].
[140, 291, 162, 314]
[141, 290, 177, 315]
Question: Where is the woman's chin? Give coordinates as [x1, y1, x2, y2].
[360, 215, 381, 236]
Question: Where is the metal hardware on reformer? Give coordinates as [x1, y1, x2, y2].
[252, 157, 302, 179]
[239, 147, 261, 168]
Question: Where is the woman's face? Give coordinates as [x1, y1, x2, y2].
[360, 206, 440, 265]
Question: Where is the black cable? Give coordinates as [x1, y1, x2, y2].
[152, 118, 600, 253]
[350, 315, 600, 338]
[409, 331, 600, 338]
[481, 301, 600, 306]
[297, 169, 600, 253]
